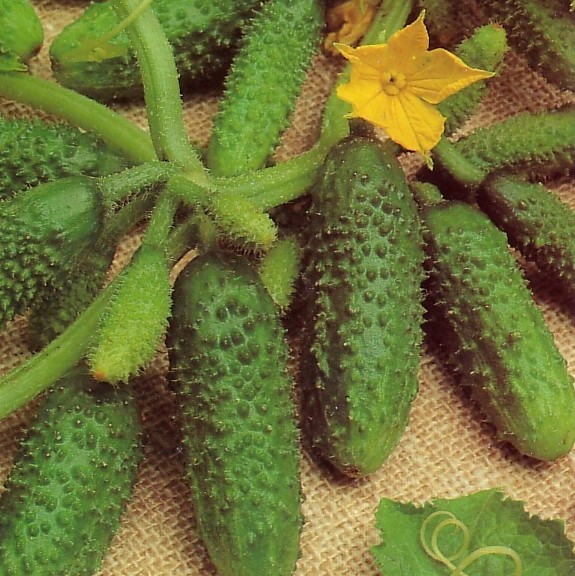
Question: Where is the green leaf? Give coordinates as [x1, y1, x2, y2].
[0, 51, 26, 72]
[372, 489, 575, 575]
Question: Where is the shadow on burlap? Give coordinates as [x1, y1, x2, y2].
[1, 1, 574, 574]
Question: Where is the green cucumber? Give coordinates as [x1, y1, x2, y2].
[206, 0, 323, 176]
[0, 115, 128, 200]
[49, 0, 263, 100]
[88, 243, 172, 384]
[167, 250, 302, 576]
[420, 190, 575, 461]
[301, 135, 426, 477]
[477, 0, 575, 90]
[0, 176, 105, 327]
[0, 368, 143, 575]
[428, 104, 575, 201]
[479, 174, 575, 297]
[0, 0, 43, 68]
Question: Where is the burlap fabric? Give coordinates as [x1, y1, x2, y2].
[1, 1, 574, 574]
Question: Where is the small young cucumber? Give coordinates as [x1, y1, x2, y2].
[301, 135, 426, 477]
[0, 176, 105, 326]
[206, 0, 323, 176]
[49, 0, 263, 100]
[479, 174, 575, 298]
[0, 368, 143, 575]
[0, 115, 129, 200]
[0, 0, 43, 67]
[88, 243, 172, 384]
[478, 0, 575, 90]
[421, 194, 575, 461]
[167, 250, 302, 576]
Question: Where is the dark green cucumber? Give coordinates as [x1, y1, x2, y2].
[49, 0, 263, 100]
[479, 174, 575, 297]
[0, 368, 143, 575]
[428, 104, 575, 201]
[478, 0, 575, 90]
[0, 0, 43, 67]
[0, 115, 128, 200]
[0, 176, 105, 326]
[167, 250, 302, 576]
[301, 135, 425, 477]
[206, 0, 323, 176]
[438, 23, 508, 136]
[421, 194, 575, 460]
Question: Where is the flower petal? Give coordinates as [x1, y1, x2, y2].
[387, 11, 429, 62]
[335, 42, 393, 76]
[407, 48, 494, 104]
[377, 91, 445, 158]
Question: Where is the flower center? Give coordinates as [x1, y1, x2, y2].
[381, 70, 407, 95]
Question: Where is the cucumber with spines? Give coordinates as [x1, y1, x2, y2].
[0, 115, 129, 201]
[206, 0, 323, 176]
[0, 177, 105, 327]
[420, 189, 575, 461]
[478, 174, 575, 298]
[0, 368, 143, 575]
[167, 250, 303, 576]
[301, 135, 426, 477]
[49, 0, 264, 101]
[477, 0, 575, 90]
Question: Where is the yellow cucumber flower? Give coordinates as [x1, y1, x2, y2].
[335, 12, 494, 163]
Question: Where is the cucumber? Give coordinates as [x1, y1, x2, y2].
[0, 0, 43, 67]
[206, 0, 323, 176]
[420, 192, 575, 461]
[477, 0, 575, 90]
[49, 0, 264, 100]
[0, 368, 143, 575]
[88, 243, 172, 384]
[0, 176, 105, 327]
[0, 115, 128, 201]
[479, 174, 575, 297]
[167, 250, 302, 576]
[301, 135, 426, 477]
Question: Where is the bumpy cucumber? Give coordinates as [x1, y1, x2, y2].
[206, 0, 323, 176]
[438, 23, 507, 136]
[421, 194, 575, 460]
[0, 368, 143, 575]
[478, 0, 575, 90]
[88, 243, 172, 384]
[479, 174, 575, 297]
[50, 0, 263, 100]
[0, 176, 105, 326]
[301, 135, 425, 477]
[167, 250, 302, 576]
[0, 0, 43, 66]
[429, 104, 575, 201]
[0, 115, 128, 200]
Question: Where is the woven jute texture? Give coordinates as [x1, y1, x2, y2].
[1, 1, 575, 574]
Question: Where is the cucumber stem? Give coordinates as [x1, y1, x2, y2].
[0, 281, 115, 420]
[97, 160, 175, 208]
[113, 0, 205, 173]
[0, 72, 156, 164]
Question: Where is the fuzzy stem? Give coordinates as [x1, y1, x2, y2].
[113, 0, 204, 172]
[0, 282, 115, 420]
[0, 72, 156, 164]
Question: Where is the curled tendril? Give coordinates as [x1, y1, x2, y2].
[420, 511, 523, 576]
[61, 0, 154, 63]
